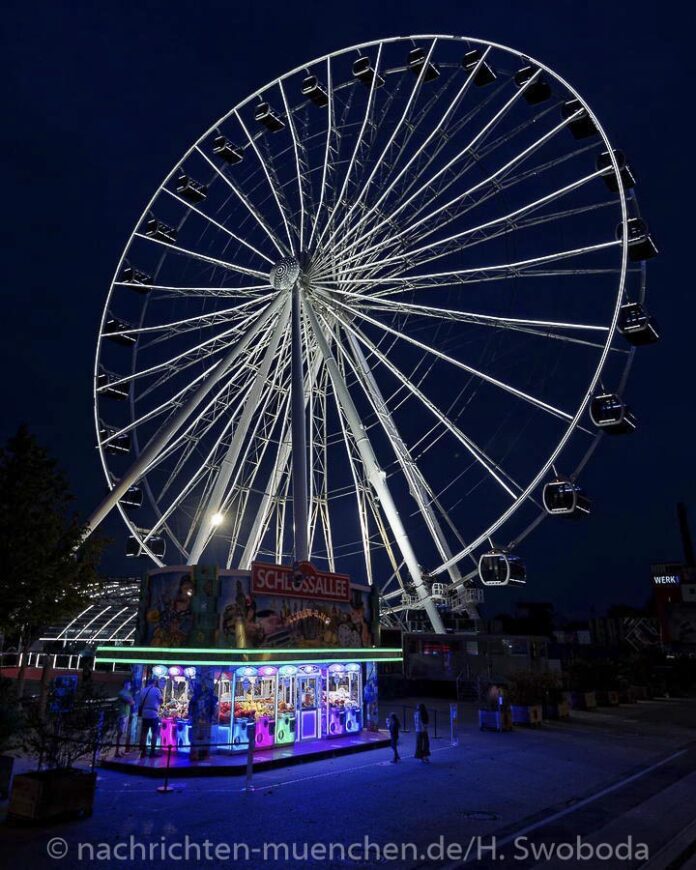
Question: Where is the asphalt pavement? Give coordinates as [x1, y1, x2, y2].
[2, 697, 696, 869]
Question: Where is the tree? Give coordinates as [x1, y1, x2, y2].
[0, 425, 105, 697]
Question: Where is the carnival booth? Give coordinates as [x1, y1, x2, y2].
[96, 561, 399, 759]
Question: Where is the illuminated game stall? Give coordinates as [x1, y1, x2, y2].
[96, 561, 399, 762]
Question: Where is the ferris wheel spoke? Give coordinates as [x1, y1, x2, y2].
[113, 281, 270, 299]
[401, 198, 619, 277]
[100, 303, 276, 393]
[192, 366, 292, 559]
[233, 109, 297, 252]
[333, 240, 621, 296]
[304, 297, 445, 630]
[391, 114, 589, 250]
[388, 102, 566, 244]
[323, 305, 522, 500]
[324, 48, 498, 259]
[194, 338, 293, 535]
[187, 298, 291, 563]
[225, 385, 293, 568]
[328, 281, 604, 334]
[335, 321, 468, 581]
[366, 266, 633, 300]
[107, 293, 276, 341]
[153, 344, 275, 504]
[131, 371, 261, 546]
[323, 39, 438, 252]
[333, 168, 606, 275]
[194, 144, 288, 256]
[317, 367, 336, 571]
[332, 360, 375, 586]
[89, 292, 287, 535]
[335, 105, 585, 267]
[160, 186, 275, 266]
[238, 340, 324, 569]
[307, 58, 335, 251]
[99, 346, 259, 448]
[323, 140, 601, 281]
[133, 332, 267, 404]
[323, 290, 575, 422]
[330, 68, 545, 258]
[315, 42, 385, 251]
[278, 80, 307, 251]
[133, 232, 269, 281]
[239, 408, 293, 570]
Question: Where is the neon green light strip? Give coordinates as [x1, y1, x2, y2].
[95, 656, 403, 666]
[96, 646, 401, 654]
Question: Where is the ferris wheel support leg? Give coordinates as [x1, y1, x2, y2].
[187, 298, 291, 565]
[86, 294, 286, 539]
[291, 282, 310, 563]
[238, 346, 323, 570]
[304, 299, 445, 634]
[343, 331, 480, 621]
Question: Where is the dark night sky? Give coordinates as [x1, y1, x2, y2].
[1, 0, 691, 619]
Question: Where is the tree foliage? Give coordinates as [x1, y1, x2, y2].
[0, 425, 105, 648]
[22, 679, 119, 769]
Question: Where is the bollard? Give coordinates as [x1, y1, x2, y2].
[432, 709, 438, 739]
[245, 719, 256, 792]
[156, 745, 174, 793]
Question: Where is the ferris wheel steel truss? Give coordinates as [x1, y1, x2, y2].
[88, 35, 651, 632]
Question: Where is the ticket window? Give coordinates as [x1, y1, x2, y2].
[297, 667, 322, 741]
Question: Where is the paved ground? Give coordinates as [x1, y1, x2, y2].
[2, 697, 696, 869]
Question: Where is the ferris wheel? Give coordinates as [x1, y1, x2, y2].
[88, 35, 659, 633]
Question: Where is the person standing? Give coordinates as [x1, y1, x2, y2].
[414, 703, 431, 763]
[139, 677, 164, 758]
[387, 712, 401, 763]
[114, 679, 135, 757]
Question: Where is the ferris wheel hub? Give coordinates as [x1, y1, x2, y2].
[270, 255, 301, 291]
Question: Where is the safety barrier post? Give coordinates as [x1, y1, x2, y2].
[245, 719, 256, 792]
[156, 745, 174, 793]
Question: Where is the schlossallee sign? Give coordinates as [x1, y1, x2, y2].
[251, 561, 351, 603]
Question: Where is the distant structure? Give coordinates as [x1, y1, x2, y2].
[651, 502, 696, 648]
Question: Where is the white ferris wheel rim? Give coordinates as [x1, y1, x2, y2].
[92, 33, 635, 586]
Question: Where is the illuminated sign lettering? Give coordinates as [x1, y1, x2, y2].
[251, 561, 351, 602]
[653, 575, 680, 585]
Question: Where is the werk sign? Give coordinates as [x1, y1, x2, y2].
[653, 575, 680, 585]
[251, 561, 351, 603]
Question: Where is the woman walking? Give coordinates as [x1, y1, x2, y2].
[414, 703, 431, 762]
